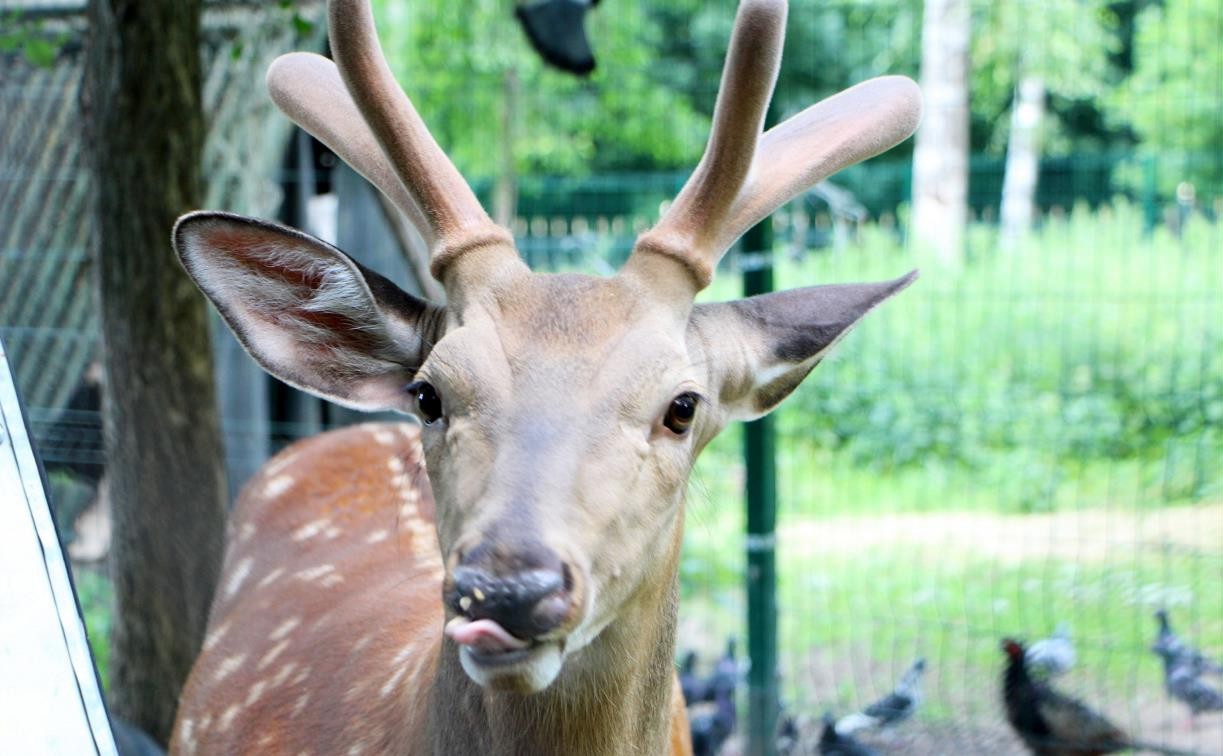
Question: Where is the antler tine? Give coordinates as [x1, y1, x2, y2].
[627, 0, 787, 292]
[266, 53, 428, 238]
[723, 76, 922, 254]
[328, 0, 516, 286]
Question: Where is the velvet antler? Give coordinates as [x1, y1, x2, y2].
[624, 0, 922, 300]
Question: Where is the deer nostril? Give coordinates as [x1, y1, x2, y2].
[451, 565, 570, 640]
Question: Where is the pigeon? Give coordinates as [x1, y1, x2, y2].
[835, 658, 925, 735]
[819, 711, 879, 756]
[1153, 643, 1223, 723]
[1153, 609, 1223, 677]
[679, 650, 709, 706]
[1002, 638, 1194, 756]
[1026, 623, 1076, 678]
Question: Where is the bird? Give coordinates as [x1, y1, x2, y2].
[514, 0, 598, 76]
[819, 711, 879, 756]
[679, 649, 709, 706]
[1152, 642, 1223, 724]
[1026, 622, 1076, 678]
[1001, 638, 1194, 756]
[1152, 609, 1223, 677]
[835, 657, 925, 735]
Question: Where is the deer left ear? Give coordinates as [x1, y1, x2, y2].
[690, 271, 917, 421]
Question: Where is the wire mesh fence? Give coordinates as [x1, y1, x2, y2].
[3, 0, 1222, 753]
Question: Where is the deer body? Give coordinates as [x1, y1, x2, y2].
[174, 422, 691, 754]
[168, 0, 921, 752]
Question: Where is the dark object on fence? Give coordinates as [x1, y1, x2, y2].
[1026, 623, 1076, 679]
[684, 640, 742, 756]
[1001, 638, 1194, 756]
[679, 649, 707, 705]
[515, 0, 598, 76]
[1152, 609, 1223, 677]
[836, 657, 925, 735]
[42, 361, 105, 486]
[819, 712, 878, 756]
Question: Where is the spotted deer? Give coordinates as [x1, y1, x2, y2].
[168, 0, 921, 753]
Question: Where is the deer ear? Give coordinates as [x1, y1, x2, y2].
[690, 271, 916, 421]
[173, 211, 444, 412]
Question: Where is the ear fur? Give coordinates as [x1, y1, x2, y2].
[689, 271, 917, 420]
[173, 211, 444, 412]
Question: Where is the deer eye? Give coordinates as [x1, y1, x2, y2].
[663, 392, 699, 435]
[407, 381, 443, 424]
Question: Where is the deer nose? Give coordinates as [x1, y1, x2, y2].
[451, 558, 572, 640]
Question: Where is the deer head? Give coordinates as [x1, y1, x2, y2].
[173, 0, 920, 696]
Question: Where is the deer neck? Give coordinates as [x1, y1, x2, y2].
[425, 520, 684, 755]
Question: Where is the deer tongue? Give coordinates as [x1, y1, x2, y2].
[445, 617, 531, 654]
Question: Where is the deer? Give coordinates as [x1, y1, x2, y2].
[167, 0, 921, 753]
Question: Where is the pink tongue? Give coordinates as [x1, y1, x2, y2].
[446, 618, 530, 654]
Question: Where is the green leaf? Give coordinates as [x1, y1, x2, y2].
[23, 37, 57, 69]
[291, 12, 314, 37]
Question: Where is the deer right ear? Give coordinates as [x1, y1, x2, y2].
[173, 211, 444, 412]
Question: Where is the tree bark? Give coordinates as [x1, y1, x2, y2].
[1000, 73, 1046, 249]
[82, 0, 226, 744]
[911, 0, 971, 267]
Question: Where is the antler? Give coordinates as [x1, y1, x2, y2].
[624, 0, 922, 299]
[268, 0, 519, 296]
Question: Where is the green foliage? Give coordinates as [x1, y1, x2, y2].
[374, 0, 707, 175]
[780, 202, 1220, 499]
[73, 569, 113, 690]
[0, 12, 68, 69]
[1117, 0, 1223, 196]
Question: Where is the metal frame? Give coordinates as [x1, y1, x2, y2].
[0, 335, 116, 755]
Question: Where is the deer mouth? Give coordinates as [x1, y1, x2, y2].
[445, 616, 566, 691]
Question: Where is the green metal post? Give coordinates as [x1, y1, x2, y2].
[742, 216, 778, 756]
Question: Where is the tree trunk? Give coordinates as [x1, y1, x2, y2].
[911, 0, 970, 267]
[493, 67, 519, 228]
[82, 0, 226, 744]
[1000, 73, 1046, 249]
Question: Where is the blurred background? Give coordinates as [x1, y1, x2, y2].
[1, 0, 1220, 753]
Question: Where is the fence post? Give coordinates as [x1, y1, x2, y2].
[742, 215, 778, 756]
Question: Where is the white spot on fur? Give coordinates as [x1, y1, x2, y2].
[270, 617, 301, 641]
[380, 664, 409, 698]
[292, 518, 331, 542]
[323, 526, 342, 540]
[264, 474, 294, 497]
[271, 661, 297, 687]
[257, 639, 290, 671]
[178, 718, 195, 753]
[264, 449, 301, 476]
[387, 456, 404, 474]
[257, 567, 286, 589]
[237, 522, 256, 543]
[348, 745, 367, 756]
[291, 691, 312, 718]
[292, 666, 312, 685]
[372, 428, 396, 445]
[296, 564, 336, 582]
[320, 573, 345, 588]
[203, 620, 230, 652]
[214, 653, 248, 683]
[365, 529, 390, 544]
[218, 704, 240, 732]
[245, 679, 268, 706]
[224, 557, 255, 598]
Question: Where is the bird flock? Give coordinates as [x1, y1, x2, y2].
[678, 610, 1221, 755]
